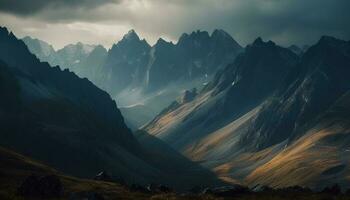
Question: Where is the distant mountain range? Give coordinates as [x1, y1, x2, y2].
[143, 36, 350, 190]
[0, 26, 221, 190]
[23, 29, 243, 129]
[100, 29, 242, 96]
[22, 36, 107, 81]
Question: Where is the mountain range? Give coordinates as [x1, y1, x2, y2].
[143, 36, 350, 190]
[99, 29, 242, 95]
[0, 26, 221, 190]
[8, 25, 350, 191]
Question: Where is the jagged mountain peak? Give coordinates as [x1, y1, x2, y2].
[93, 44, 107, 51]
[206, 38, 298, 96]
[302, 36, 349, 62]
[0, 26, 17, 41]
[123, 29, 140, 41]
[22, 35, 33, 40]
[253, 37, 263, 45]
[211, 29, 242, 50]
[190, 30, 210, 37]
[313, 36, 350, 52]
[252, 37, 275, 47]
[63, 42, 95, 51]
[211, 29, 231, 38]
[0, 26, 9, 35]
[22, 36, 56, 58]
[177, 29, 240, 47]
[318, 35, 340, 44]
[154, 37, 174, 48]
[156, 37, 168, 44]
[112, 29, 150, 49]
[177, 30, 210, 45]
[178, 32, 189, 42]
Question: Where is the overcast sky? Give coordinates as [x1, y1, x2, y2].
[0, 0, 349, 49]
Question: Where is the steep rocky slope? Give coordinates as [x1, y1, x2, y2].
[144, 38, 298, 151]
[143, 36, 350, 189]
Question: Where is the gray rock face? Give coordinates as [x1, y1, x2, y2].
[100, 30, 151, 95]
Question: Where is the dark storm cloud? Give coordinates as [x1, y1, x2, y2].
[119, 0, 350, 46]
[0, 0, 119, 16]
[0, 0, 349, 48]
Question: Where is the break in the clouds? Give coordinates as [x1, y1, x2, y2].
[0, 0, 349, 49]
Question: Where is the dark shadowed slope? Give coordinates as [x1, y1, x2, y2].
[0, 26, 154, 182]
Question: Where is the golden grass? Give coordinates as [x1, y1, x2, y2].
[245, 124, 348, 188]
[186, 106, 261, 161]
[145, 92, 212, 136]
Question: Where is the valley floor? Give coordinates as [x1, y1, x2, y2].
[1, 146, 350, 200]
